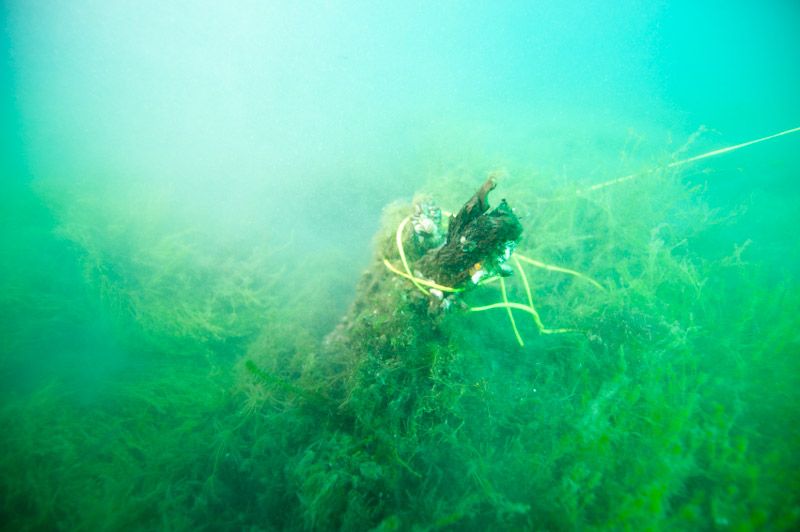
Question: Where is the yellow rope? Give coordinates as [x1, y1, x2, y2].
[468, 302, 576, 335]
[581, 125, 800, 193]
[513, 256, 546, 332]
[469, 301, 539, 314]
[499, 276, 524, 346]
[515, 253, 605, 291]
[395, 216, 430, 295]
[383, 214, 463, 295]
[382, 259, 463, 293]
[469, 256, 582, 339]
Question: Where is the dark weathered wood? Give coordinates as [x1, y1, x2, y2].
[416, 177, 523, 288]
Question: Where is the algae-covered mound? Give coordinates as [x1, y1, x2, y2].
[239, 167, 800, 530]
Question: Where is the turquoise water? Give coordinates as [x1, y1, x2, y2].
[2, 1, 799, 529]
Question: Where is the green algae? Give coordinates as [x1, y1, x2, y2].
[2, 152, 799, 530]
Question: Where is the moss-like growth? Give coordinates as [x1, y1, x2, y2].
[4, 147, 799, 530]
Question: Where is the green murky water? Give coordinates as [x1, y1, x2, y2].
[2, 2, 799, 530]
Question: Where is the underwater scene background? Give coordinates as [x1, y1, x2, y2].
[2, 1, 799, 530]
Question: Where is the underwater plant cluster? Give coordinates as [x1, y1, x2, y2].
[2, 143, 799, 530]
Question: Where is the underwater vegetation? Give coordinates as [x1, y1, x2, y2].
[1, 129, 800, 531]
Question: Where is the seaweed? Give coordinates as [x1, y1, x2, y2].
[3, 131, 799, 530]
